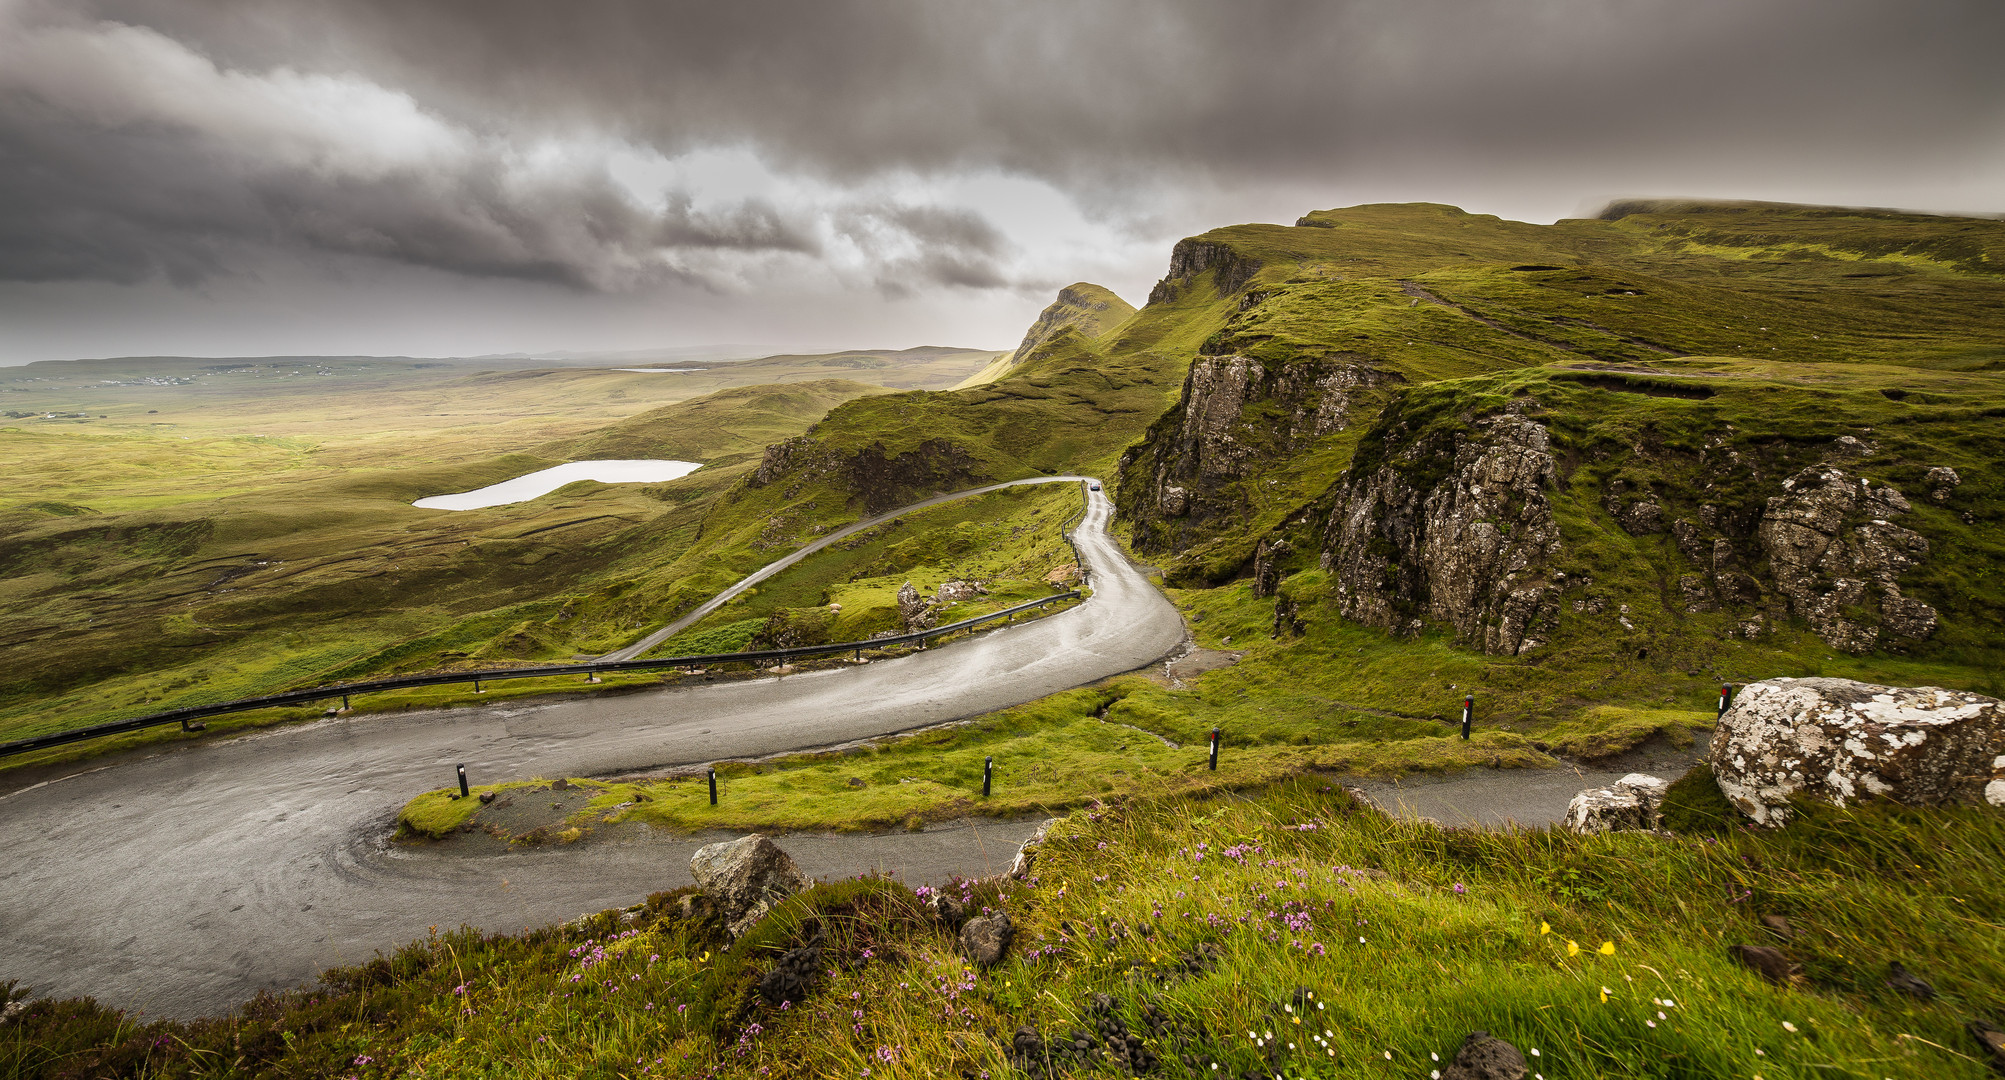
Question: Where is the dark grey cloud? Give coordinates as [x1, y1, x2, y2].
[2, 0, 2000, 301]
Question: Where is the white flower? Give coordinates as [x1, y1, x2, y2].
[1531, 1049, 1541, 1057]
[1782, 1021, 1798, 1033]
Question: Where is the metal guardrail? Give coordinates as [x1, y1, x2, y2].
[0, 590, 1083, 760]
[1059, 479, 1092, 587]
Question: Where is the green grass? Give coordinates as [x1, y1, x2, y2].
[14, 776, 2003, 1078]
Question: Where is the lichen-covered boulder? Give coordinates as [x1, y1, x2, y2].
[1563, 773, 1670, 834]
[689, 834, 813, 937]
[1710, 677, 2005, 826]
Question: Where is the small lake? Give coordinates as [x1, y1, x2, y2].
[414, 459, 702, 510]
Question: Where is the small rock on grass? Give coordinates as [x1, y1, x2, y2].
[1968, 1021, 2005, 1072]
[1441, 1030, 1528, 1080]
[929, 893, 967, 928]
[757, 941, 822, 1006]
[1760, 914, 1794, 940]
[960, 911, 1013, 967]
[1729, 944, 1803, 986]
[1886, 961, 1936, 1000]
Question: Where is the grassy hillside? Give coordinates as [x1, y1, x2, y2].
[956, 283, 1138, 389]
[483, 199, 2005, 833]
[12, 780, 2001, 1078]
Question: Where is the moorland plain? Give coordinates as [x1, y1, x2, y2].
[0, 348, 1004, 753]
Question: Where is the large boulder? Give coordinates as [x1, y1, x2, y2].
[1710, 677, 2005, 826]
[1564, 773, 1669, 834]
[689, 834, 813, 936]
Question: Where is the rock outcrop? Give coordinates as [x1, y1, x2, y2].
[1563, 773, 1670, 834]
[1710, 677, 2005, 826]
[1319, 406, 1564, 655]
[689, 834, 813, 937]
[1755, 467, 1936, 653]
[896, 581, 937, 632]
[1119, 354, 1384, 557]
[1146, 238, 1262, 304]
[934, 579, 986, 604]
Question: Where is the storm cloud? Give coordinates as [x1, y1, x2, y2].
[1, 0, 1999, 359]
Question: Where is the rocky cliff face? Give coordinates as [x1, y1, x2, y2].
[1319, 404, 1565, 655]
[1754, 466, 1936, 653]
[1146, 238, 1263, 304]
[1118, 353, 1384, 555]
[749, 435, 986, 515]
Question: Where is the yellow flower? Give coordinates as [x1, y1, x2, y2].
[1539, 921, 1551, 935]
[1566, 940, 1580, 957]
[1599, 988, 1608, 1003]
[1599, 941, 1616, 956]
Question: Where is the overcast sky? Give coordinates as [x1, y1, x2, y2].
[1, 0, 1999, 364]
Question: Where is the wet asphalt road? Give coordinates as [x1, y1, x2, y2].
[603, 475, 1098, 661]
[0, 482, 1185, 1018]
[1346, 740, 1706, 828]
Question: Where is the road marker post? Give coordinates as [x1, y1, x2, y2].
[983, 756, 993, 797]
[457, 763, 469, 799]
[1208, 727, 1219, 770]
[1717, 683, 1734, 718]
[708, 768, 718, 806]
[1460, 695, 1473, 740]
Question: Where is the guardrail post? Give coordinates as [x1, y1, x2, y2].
[180, 718, 206, 733]
[707, 768, 718, 806]
[457, 763, 469, 798]
[341, 694, 350, 712]
[1208, 727, 1219, 770]
[983, 756, 993, 797]
[474, 677, 483, 693]
[1716, 683, 1734, 718]
[1460, 694, 1474, 740]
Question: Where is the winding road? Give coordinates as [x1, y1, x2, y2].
[0, 481, 1187, 1018]
[603, 475, 1099, 662]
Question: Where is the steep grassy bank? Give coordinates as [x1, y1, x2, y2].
[12, 778, 2001, 1078]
